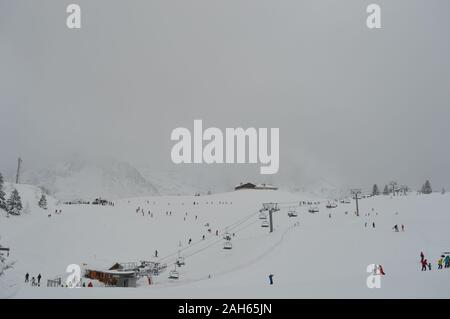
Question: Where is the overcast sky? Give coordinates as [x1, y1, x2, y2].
[1, 0, 449, 191]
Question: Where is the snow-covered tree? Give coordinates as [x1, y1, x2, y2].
[38, 193, 48, 209]
[7, 189, 22, 216]
[0, 172, 6, 210]
[383, 185, 389, 195]
[372, 184, 380, 196]
[421, 180, 432, 194]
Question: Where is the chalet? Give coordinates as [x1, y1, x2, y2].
[234, 182, 256, 190]
[84, 262, 138, 287]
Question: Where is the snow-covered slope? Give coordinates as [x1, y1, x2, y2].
[1, 186, 449, 298]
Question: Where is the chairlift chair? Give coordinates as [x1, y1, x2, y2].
[223, 241, 233, 250]
[261, 220, 269, 227]
[259, 212, 267, 219]
[168, 266, 179, 279]
[287, 210, 298, 217]
[176, 256, 185, 267]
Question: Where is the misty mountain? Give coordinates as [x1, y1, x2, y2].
[20, 159, 159, 201]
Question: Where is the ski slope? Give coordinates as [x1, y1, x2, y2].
[1, 183, 449, 298]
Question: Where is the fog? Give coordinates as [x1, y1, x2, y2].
[1, 0, 449, 191]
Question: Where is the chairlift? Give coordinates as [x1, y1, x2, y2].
[261, 220, 269, 227]
[176, 256, 185, 267]
[308, 206, 319, 213]
[223, 232, 232, 241]
[223, 240, 233, 250]
[287, 210, 298, 217]
[259, 211, 267, 219]
[168, 265, 179, 279]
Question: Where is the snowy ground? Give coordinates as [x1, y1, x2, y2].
[1, 183, 449, 298]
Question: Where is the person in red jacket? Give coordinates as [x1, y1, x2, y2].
[379, 265, 385, 275]
[421, 258, 428, 271]
[88, 281, 93, 287]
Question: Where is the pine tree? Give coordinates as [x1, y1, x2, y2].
[38, 193, 48, 209]
[383, 185, 389, 195]
[372, 184, 380, 196]
[421, 180, 432, 194]
[0, 172, 6, 210]
[7, 189, 22, 216]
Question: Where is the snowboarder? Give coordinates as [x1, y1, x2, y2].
[393, 225, 399, 232]
[25, 273, 29, 283]
[421, 258, 428, 271]
[88, 282, 93, 287]
[37, 274, 42, 286]
[268, 274, 274, 285]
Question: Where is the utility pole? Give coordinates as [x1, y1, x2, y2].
[351, 189, 362, 217]
[15, 157, 22, 184]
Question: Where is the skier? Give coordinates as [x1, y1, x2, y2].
[421, 258, 428, 271]
[268, 274, 274, 285]
[393, 225, 399, 232]
[372, 222, 376, 228]
[31, 277, 36, 286]
[216, 230, 218, 236]
[420, 252, 425, 262]
[188, 238, 192, 245]
[37, 274, 42, 286]
[401, 224, 405, 232]
[444, 255, 450, 268]
[378, 265, 385, 275]
[428, 262, 432, 271]
[88, 282, 93, 287]
[438, 256, 444, 269]
[202, 235, 205, 240]
[25, 273, 29, 283]
[154, 250, 158, 258]
[365, 222, 367, 228]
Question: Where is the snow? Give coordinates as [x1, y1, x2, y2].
[1, 183, 449, 298]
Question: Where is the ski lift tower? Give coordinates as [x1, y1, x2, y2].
[389, 181, 398, 196]
[350, 189, 362, 217]
[262, 202, 280, 233]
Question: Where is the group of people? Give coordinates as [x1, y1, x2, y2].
[392, 224, 405, 232]
[420, 252, 450, 271]
[24, 273, 42, 287]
